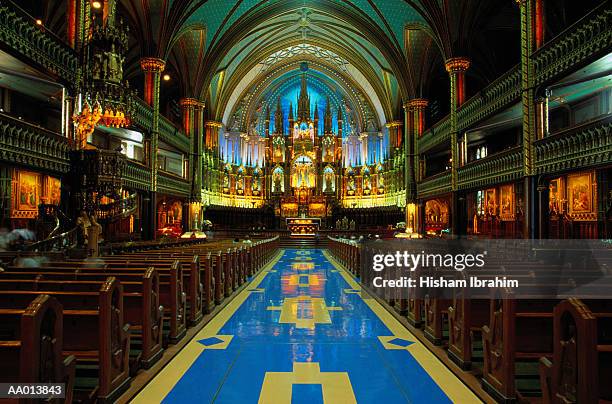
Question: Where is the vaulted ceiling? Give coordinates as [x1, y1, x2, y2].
[111, 0, 520, 129]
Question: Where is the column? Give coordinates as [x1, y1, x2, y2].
[403, 102, 415, 232]
[445, 57, 470, 236]
[517, 0, 543, 238]
[193, 101, 205, 200]
[140, 57, 165, 239]
[180, 97, 197, 181]
[408, 99, 428, 235]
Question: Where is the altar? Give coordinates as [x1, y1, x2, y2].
[286, 217, 320, 238]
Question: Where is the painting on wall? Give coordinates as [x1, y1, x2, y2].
[567, 172, 596, 220]
[485, 188, 497, 215]
[17, 171, 40, 211]
[48, 177, 61, 205]
[499, 184, 515, 221]
[11, 170, 63, 219]
[548, 177, 565, 214]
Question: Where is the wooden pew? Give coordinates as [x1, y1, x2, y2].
[36, 260, 186, 344]
[94, 256, 202, 327]
[539, 298, 612, 404]
[0, 268, 163, 369]
[0, 294, 76, 404]
[0, 278, 130, 403]
[481, 287, 557, 403]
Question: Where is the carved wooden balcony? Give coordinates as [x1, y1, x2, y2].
[418, 3, 610, 156]
[158, 171, 191, 197]
[418, 118, 450, 154]
[457, 146, 523, 191]
[132, 96, 190, 153]
[124, 159, 152, 191]
[534, 2, 612, 86]
[159, 114, 190, 152]
[535, 115, 612, 175]
[0, 0, 78, 84]
[417, 170, 452, 199]
[457, 66, 521, 132]
[0, 112, 70, 172]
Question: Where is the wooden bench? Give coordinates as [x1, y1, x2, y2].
[0, 278, 130, 403]
[0, 268, 163, 370]
[539, 298, 612, 403]
[0, 294, 76, 404]
[37, 261, 186, 344]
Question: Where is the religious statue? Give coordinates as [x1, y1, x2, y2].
[73, 102, 102, 150]
[272, 170, 283, 193]
[87, 214, 102, 257]
[341, 216, 349, 230]
[76, 210, 90, 247]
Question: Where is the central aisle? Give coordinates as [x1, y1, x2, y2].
[133, 249, 479, 403]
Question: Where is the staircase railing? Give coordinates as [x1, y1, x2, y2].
[24, 226, 79, 252]
[96, 194, 138, 223]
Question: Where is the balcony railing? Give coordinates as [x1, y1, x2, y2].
[0, 112, 70, 172]
[131, 96, 190, 153]
[457, 146, 523, 191]
[419, 117, 450, 153]
[419, 3, 610, 154]
[159, 114, 190, 152]
[457, 65, 521, 132]
[158, 171, 191, 196]
[124, 160, 151, 191]
[533, 1, 612, 85]
[0, 0, 78, 83]
[417, 170, 451, 199]
[535, 115, 612, 175]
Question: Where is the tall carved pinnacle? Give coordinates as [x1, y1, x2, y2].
[337, 104, 343, 137]
[288, 102, 294, 120]
[314, 101, 319, 120]
[324, 97, 332, 133]
[297, 74, 310, 121]
[274, 97, 284, 134]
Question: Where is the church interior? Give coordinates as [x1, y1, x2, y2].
[0, 0, 611, 402]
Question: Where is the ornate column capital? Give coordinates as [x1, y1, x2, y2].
[445, 57, 471, 73]
[206, 121, 223, 128]
[385, 120, 403, 128]
[407, 98, 429, 110]
[140, 57, 166, 73]
[179, 98, 200, 108]
[514, 0, 528, 6]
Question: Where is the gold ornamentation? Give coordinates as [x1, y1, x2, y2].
[73, 102, 102, 150]
[139, 57, 166, 73]
[445, 57, 471, 73]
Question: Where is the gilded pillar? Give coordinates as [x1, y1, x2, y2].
[408, 99, 428, 183]
[193, 101, 205, 200]
[517, 0, 542, 238]
[140, 57, 165, 239]
[445, 57, 470, 236]
[445, 57, 470, 192]
[408, 99, 428, 235]
[403, 103, 414, 203]
[140, 57, 165, 191]
[180, 98, 197, 182]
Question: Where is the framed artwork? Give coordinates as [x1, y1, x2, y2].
[568, 172, 595, 220]
[499, 184, 515, 221]
[485, 188, 496, 215]
[548, 177, 564, 214]
[17, 171, 40, 211]
[48, 177, 61, 205]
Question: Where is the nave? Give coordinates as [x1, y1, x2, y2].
[133, 249, 478, 403]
